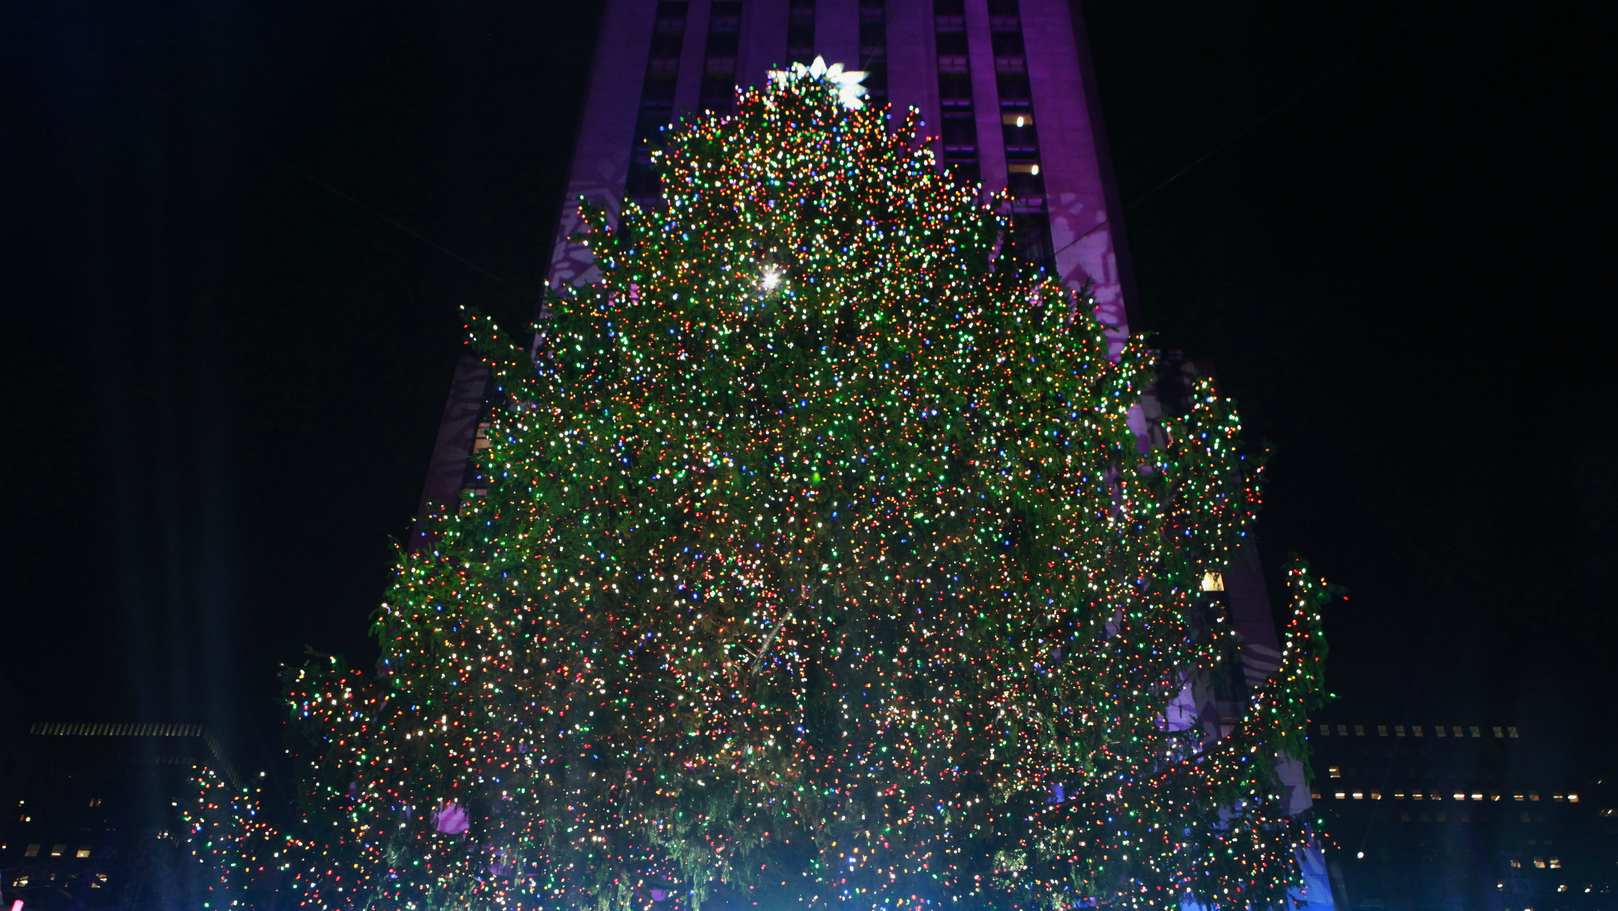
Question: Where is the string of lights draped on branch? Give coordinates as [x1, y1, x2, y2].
[185, 58, 1334, 911]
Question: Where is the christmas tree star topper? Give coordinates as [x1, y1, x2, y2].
[768, 55, 868, 109]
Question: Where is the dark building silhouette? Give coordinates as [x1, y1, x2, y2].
[1311, 720, 1616, 910]
[0, 723, 236, 911]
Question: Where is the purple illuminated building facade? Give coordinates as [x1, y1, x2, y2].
[417, 0, 1139, 535]
[411, 0, 1336, 904]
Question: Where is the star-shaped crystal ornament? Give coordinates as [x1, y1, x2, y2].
[767, 55, 868, 109]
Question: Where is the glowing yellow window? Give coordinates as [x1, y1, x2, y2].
[77, 846, 91, 858]
[1200, 572, 1224, 591]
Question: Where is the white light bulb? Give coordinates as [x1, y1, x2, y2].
[762, 267, 782, 291]
[1015, 116, 1025, 127]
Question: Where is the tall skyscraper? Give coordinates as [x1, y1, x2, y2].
[409, 1, 1335, 904]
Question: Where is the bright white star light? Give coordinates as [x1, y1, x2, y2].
[767, 55, 868, 109]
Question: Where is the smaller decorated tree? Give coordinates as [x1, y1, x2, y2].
[188, 60, 1333, 911]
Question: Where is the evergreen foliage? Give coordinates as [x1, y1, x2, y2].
[186, 65, 1332, 911]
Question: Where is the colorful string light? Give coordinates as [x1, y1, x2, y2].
[184, 65, 1334, 911]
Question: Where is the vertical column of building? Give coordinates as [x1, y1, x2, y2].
[786, 0, 816, 66]
[699, 0, 744, 112]
[930, 0, 978, 186]
[984, 0, 1053, 268]
[738, 0, 790, 94]
[813, 0, 859, 72]
[626, 1, 693, 210]
[1019, 0, 1129, 346]
[883, 0, 937, 122]
[855, 0, 888, 107]
[546, 0, 663, 289]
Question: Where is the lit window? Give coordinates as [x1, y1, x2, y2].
[1472, 793, 1483, 801]
[1337, 724, 1348, 736]
[50, 844, 65, 857]
[1394, 792, 1406, 800]
[1549, 857, 1561, 869]
[1355, 725, 1365, 736]
[1568, 794, 1579, 803]
[93, 873, 108, 887]
[1413, 725, 1424, 737]
[1436, 725, 1447, 737]
[1377, 725, 1388, 736]
[24, 844, 39, 857]
[1530, 791, 1540, 801]
[1510, 859, 1522, 869]
[1328, 766, 1341, 778]
[1200, 572, 1224, 591]
[1470, 726, 1481, 738]
[1600, 809, 1616, 817]
[1310, 791, 1321, 799]
[11, 875, 27, 887]
[1395, 725, 1406, 737]
[1534, 857, 1547, 869]
[76, 846, 91, 858]
[1319, 723, 1331, 735]
[1453, 726, 1463, 737]
[1515, 794, 1526, 801]
[1508, 726, 1519, 738]
[1370, 791, 1382, 800]
[1412, 792, 1423, 800]
[1553, 794, 1565, 802]
[1352, 792, 1364, 800]
[1454, 793, 1466, 801]
[1335, 792, 1346, 800]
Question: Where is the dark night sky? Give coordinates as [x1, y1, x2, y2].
[1, 0, 1611, 784]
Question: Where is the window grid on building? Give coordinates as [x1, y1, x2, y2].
[986, 0, 1051, 268]
[787, 0, 816, 68]
[627, 0, 692, 208]
[700, 0, 744, 112]
[858, 0, 888, 105]
[931, 0, 978, 186]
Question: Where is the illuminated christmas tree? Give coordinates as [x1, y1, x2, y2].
[189, 61, 1333, 911]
